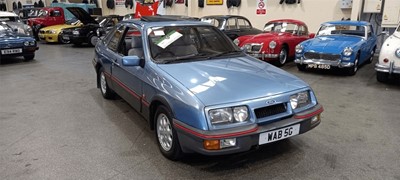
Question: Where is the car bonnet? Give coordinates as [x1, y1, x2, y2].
[66, 7, 97, 25]
[158, 56, 309, 106]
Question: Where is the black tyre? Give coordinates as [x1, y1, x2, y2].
[24, 54, 35, 61]
[275, 47, 288, 67]
[297, 64, 306, 71]
[376, 71, 389, 83]
[98, 67, 115, 99]
[89, 34, 98, 47]
[59, 35, 70, 44]
[346, 55, 359, 76]
[155, 105, 183, 161]
[367, 47, 376, 64]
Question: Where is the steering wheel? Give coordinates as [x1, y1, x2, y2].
[154, 51, 176, 58]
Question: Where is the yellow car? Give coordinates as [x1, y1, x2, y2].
[38, 21, 82, 44]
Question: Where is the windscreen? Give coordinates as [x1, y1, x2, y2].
[0, 16, 21, 23]
[263, 22, 298, 33]
[0, 24, 13, 33]
[147, 25, 242, 63]
[317, 25, 366, 37]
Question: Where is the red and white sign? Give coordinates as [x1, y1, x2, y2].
[256, 0, 267, 15]
[135, 1, 160, 18]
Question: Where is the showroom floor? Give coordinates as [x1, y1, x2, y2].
[0, 43, 399, 179]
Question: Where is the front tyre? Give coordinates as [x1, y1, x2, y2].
[376, 71, 389, 83]
[24, 54, 35, 61]
[346, 55, 359, 76]
[297, 64, 306, 71]
[275, 47, 288, 67]
[98, 67, 115, 99]
[155, 105, 183, 161]
[89, 34, 98, 47]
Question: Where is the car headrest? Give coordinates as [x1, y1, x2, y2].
[131, 36, 142, 48]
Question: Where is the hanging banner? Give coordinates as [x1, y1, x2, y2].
[115, 0, 126, 6]
[256, 0, 266, 15]
[175, 0, 184, 3]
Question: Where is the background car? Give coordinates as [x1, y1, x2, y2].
[0, 11, 33, 36]
[295, 21, 377, 75]
[16, 7, 42, 24]
[0, 22, 38, 63]
[201, 15, 262, 40]
[375, 23, 400, 82]
[93, 17, 323, 160]
[235, 19, 314, 67]
[62, 7, 122, 46]
[38, 19, 82, 44]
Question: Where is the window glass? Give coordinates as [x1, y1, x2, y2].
[0, 16, 21, 22]
[238, 19, 250, 29]
[107, 26, 125, 52]
[121, 26, 142, 57]
[264, 22, 298, 34]
[147, 25, 242, 63]
[298, 26, 308, 36]
[317, 25, 366, 37]
[226, 18, 237, 30]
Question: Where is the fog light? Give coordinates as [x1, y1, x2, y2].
[204, 139, 220, 150]
[220, 138, 236, 148]
[311, 114, 320, 124]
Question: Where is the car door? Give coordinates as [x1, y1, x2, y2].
[107, 25, 143, 111]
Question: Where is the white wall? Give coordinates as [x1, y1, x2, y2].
[165, 0, 357, 33]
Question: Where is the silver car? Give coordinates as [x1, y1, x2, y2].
[0, 11, 33, 36]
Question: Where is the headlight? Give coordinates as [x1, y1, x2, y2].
[233, 38, 239, 46]
[290, 91, 310, 110]
[243, 44, 251, 52]
[395, 48, 400, 58]
[269, 41, 277, 49]
[24, 41, 30, 46]
[343, 47, 353, 56]
[47, 30, 56, 34]
[209, 106, 249, 125]
[295, 44, 303, 53]
[72, 30, 80, 35]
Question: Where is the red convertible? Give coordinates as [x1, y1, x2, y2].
[234, 19, 314, 66]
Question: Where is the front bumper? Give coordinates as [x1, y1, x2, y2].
[247, 52, 279, 61]
[375, 62, 400, 74]
[295, 58, 354, 68]
[38, 33, 59, 43]
[174, 104, 323, 155]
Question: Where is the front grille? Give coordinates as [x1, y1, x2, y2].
[254, 103, 287, 119]
[304, 52, 340, 61]
[251, 45, 262, 52]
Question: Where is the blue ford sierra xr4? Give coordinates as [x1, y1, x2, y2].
[0, 22, 38, 63]
[92, 16, 323, 160]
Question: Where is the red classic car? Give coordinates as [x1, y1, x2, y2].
[234, 19, 314, 66]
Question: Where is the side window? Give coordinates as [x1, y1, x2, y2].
[107, 25, 125, 53]
[226, 18, 237, 30]
[367, 25, 372, 37]
[121, 26, 143, 57]
[298, 26, 308, 36]
[238, 18, 251, 29]
[53, 10, 61, 17]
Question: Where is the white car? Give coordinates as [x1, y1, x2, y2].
[0, 11, 33, 36]
[375, 24, 400, 82]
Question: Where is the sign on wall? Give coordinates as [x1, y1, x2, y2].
[256, 0, 267, 15]
[115, 0, 126, 6]
[206, 0, 223, 5]
[175, 0, 184, 3]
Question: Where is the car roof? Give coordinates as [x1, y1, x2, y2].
[267, 19, 306, 26]
[322, 21, 371, 26]
[201, 15, 248, 19]
[121, 18, 211, 28]
[0, 11, 18, 17]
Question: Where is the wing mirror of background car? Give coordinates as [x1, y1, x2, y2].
[122, 56, 141, 66]
[309, 33, 316, 38]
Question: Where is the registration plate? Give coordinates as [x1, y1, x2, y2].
[259, 124, 300, 145]
[307, 64, 331, 69]
[62, 36, 70, 40]
[1, 48, 22, 55]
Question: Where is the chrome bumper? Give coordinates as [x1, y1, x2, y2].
[295, 58, 354, 68]
[248, 52, 278, 61]
[375, 62, 400, 74]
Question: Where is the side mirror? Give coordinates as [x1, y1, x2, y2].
[309, 33, 315, 38]
[122, 56, 141, 66]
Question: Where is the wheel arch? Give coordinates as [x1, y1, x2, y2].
[149, 96, 174, 131]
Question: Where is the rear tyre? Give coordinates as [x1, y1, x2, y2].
[376, 71, 389, 83]
[24, 54, 35, 61]
[155, 105, 183, 161]
[297, 64, 307, 71]
[367, 47, 376, 64]
[98, 67, 115, 99]
[59, 35, 70, 44]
